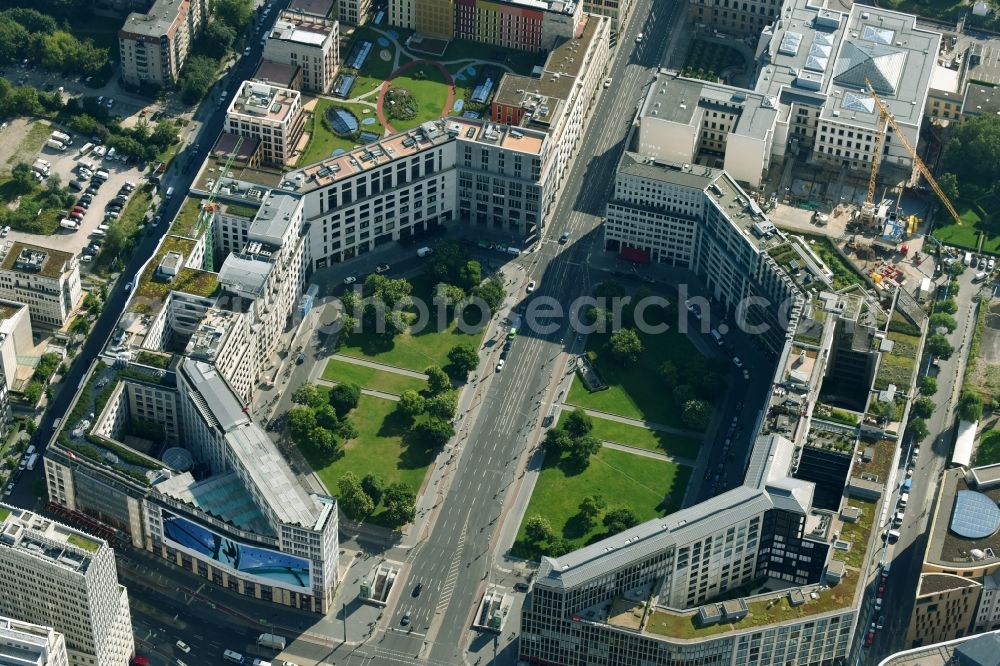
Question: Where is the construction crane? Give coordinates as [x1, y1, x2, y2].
[864, 80, 964, 228]
[863, 113, 886, 224]
[195, 136, 243, 271]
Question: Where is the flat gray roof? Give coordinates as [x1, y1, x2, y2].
[537, 487, 775, 591]
[225, 424, 319, 528]
[617, 151, 720, 190]
[180, 360, 249, 432]
[121, 0, 187, 37]
[643, 74, 778, 140]
[755, 0, 940, 130]
[218, 255, 272, 296]
[249, 192, 301, 247]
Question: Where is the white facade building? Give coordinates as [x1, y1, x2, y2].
[225, 81, 306, 166]
[0, 615, 69, 666]
[264, 11, 340, 93]
[0, 243, 82, 328]
[0, 506, 134, 666]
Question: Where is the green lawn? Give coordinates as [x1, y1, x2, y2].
[322, 357, 426, 395]
[383, 64, 451, 132]
[567, 329, 704, 429]
[309, 394, 435, 523]
[347, 26, 399, 97]
[337, 275, 486, 372]
[513, 447, 691, 559]
[933, 196, 1000, 253]
[298, 98, 384, 166]
[558, 411, 701, 460]
[976, 429, 1000, 466]
[441, 39, 542, 76]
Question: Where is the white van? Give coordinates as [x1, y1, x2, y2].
[165, 186, 175, 200]
[899, 492, 909, 507]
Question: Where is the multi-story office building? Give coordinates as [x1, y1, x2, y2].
[604, 152, 798, 352]
[635, 74, 778, 188]
[0, 615, 69, 666]
[288, 0, 336, 19]
[44, 189, 336, 613]
[119, 0, 207, 88]
[284, 116, 553, 267]
[453, 0, 582, 51]
[396, 0, 582, 49]
[225, 81, 306, 166]
[653, 0, 939, 183]
[338, 0, 371, 25]
[754, 1, 939, 173]
[879, 630, 1000, 666]
[491, 14, 610, 215]
[264, 11, 340, 93]
[581, 0, 635, 35]
[413, 0, 453, 38]
[520, 434, 863, 666]
[902, 464, 1000, 647]
[0, 243, 82, 328]
[0, 301, 31, 394]
[688, 0, 782, 34]
[0, 505, 134, 666]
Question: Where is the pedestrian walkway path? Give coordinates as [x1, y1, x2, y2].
[600, 440, 696, 467]
[316, 376, 401, 401]
[557, 403, 703, 438]
[330, 353, 428, 378]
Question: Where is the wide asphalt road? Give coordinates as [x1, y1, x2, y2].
[6, 0, 289, 510]
[345, 1, 689, 664]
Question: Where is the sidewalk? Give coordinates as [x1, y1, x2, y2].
[601, 440, 696, 466]
[400, 262, 531, 551]
[559, 405, 702, 438]
[328, 353, 428, 379]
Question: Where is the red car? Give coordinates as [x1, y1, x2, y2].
[865, 630, 875, 646]
[877, 584, 885, 598]
[69, 211, 84, 219]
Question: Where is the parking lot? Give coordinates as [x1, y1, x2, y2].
[0, 121, 155, 264]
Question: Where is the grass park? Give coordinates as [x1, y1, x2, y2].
[976, 429, 1000, 466]
[566, 327, 705, 430]
[933, 195, 1000, 253]
[556, 410, 700, 461]
[512, 447, 691, 559]
[322, 357, 426, 395]
[298, 98, 385, 166]
[336, 276, 487, 372]
[383, 64, 453, 133]
[309, 394, 436, 524]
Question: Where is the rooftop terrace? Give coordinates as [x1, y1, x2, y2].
[0, 242, 74, 280]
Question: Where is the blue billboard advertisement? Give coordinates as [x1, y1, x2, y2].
[161, 510, 312, 593]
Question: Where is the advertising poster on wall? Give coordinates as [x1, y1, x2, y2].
[161, 509, 312, 593]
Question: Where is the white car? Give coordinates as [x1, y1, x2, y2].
[733, 357, 744, 368]
[496, 359, 505, 372]
[175, 640, 190, 653]
[244, 46, 252, 56]
[106, 98, 114, 109]
[526, 280, 536, 292]
[343, 276, 357, 284]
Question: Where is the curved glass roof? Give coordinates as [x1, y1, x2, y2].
[951, 490, 1000, 539]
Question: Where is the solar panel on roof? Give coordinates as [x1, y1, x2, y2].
[951, 490, 1000, 539]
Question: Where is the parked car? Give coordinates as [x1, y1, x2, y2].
[375, 263, 390, 273]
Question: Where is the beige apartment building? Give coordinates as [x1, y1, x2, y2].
[225, 81, 305, 166]
[264, 11, 340, 93]
[119, 0, 207, 87]
[0, 243, 82, 328]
